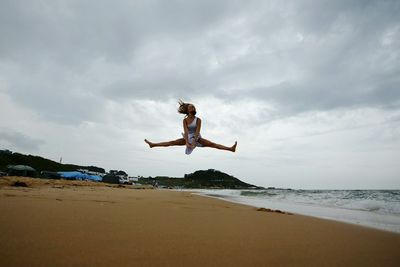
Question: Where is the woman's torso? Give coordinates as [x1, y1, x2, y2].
[186, 116, 198, 134]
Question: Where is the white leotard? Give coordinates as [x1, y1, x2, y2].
[187, 117, 198, 134]
[182, 116, 202, 155]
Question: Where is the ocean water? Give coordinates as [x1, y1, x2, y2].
[186, 189, 400, 234]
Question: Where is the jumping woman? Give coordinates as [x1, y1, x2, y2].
[144, 100, 237, 155]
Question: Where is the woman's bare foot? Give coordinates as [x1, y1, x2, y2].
[231, 141, 237, 152]
[144, 139, 154, 148]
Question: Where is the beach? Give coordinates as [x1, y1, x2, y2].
[1, 177, 399, 266]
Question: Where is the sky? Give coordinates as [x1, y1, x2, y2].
[1, 0, 399, 189]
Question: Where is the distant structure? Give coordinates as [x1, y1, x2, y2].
[105, 170, 138, 184]
[7, 165, 36, 177]
[0, 149, 12, 155]
[109, 170, 128, 179]
[77, 168, 106, 177]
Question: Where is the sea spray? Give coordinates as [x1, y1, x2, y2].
[186, 189, 400, 233]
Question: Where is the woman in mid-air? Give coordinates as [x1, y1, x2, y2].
[145, 100, 237, 155]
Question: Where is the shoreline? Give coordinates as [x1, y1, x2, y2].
[1, 177, 400, 266]
[187, 189, 400, 234]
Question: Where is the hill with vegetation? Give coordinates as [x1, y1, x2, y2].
[1, 150, 262, 189]
[0, 150, 104, 174]
[139, 169, 262, 189]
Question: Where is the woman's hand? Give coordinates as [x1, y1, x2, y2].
[186, 138, 196, 149]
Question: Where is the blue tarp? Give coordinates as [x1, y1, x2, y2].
[57, 171, 102, 181]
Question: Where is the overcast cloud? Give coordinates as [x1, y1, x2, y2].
[1, 0, 399, 189]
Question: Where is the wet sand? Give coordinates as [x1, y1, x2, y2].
[0, 176, 399, 266]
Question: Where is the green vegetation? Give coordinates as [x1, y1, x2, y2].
[0, 150, 104, 173]
[1, 150, 262, 189]
[139, 169, 262, 189]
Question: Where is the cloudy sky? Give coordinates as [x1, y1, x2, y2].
[1, 0, 399, 189]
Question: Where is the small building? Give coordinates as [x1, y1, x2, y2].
[7, 165, 36, 177]
[102, 174, 119, 184]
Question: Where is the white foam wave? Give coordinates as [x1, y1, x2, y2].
[185, 189, 400, 234]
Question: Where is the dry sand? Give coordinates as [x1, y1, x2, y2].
[1, 176, 399, 266]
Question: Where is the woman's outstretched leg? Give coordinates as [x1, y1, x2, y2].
[198, 138, 237, 152]
[145, 138, 185, 148]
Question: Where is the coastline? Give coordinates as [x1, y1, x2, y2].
[187, 189, 400, 234]
[1, 177, 399, 266]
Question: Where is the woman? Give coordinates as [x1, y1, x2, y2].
[144, 100, 237, 154]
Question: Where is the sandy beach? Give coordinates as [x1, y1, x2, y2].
[0, 177, 399, 266]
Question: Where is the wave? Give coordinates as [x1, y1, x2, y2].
[238, 189, 400, 216]
[189, 188, 400, 233]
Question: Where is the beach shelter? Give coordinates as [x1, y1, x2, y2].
[7, 165, 36, 177]
[102, 174, 120, 184]
[58, 171, 102, 182]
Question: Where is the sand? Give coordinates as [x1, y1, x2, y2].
[0, 176, 399, 266]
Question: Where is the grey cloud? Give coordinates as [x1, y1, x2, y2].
[103, 78, 191, 101]
[1, 0, 399, 125]
[0, 129, 45, 151]
[211, 0, 400, 115]
[0, 1, 141, 67]
[0, 0, 242, 67]
[277, 0, 400, 38]
[0, 0, 244, 123]
[241, 70, 400, 116]
[101, 65, 214, 102]
[0, 62, 104, 125]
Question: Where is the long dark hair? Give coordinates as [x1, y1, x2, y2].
[178, 100, 196, 116]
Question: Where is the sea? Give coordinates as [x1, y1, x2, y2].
[185, 188, 400, 234]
